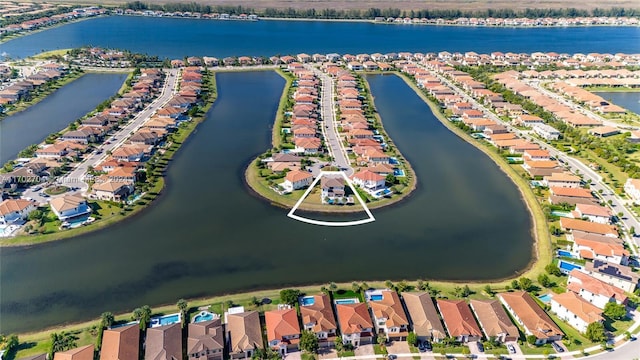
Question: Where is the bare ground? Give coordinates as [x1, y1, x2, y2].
[30, 0, 640, 12]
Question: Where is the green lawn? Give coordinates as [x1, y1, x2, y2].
[373, 344, 387, 355]
[332, 289, 363, 302]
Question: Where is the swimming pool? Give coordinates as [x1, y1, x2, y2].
[150, 313, 181, 327]
[551, 211, 572, 218]
[393, 169, 405, 177]
[558, 260, 583, 274]
[557, 250, 576, 258]
[300, 296, 315, 306]
[335, 298, 358, 305]
[389, 157, 399, 165]
[370, 294, 383, 301]
[193, 311, 215, 323]
[538, 294, 553, 303]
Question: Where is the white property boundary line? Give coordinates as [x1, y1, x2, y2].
[287, 171, 376, 227]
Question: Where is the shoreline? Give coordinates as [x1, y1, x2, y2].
[243, 68, 417, 214]
[0, 16, 101, 45]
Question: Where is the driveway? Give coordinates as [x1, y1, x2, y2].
[318, 348, 337, 360]
[386, 341, 410, 355]
[504, 341, 522, 357]
[354, 344, 375, 357]
[283, 351, 301, 360]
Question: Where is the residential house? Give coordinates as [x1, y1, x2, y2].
[401, 292, 446, 343]
[321, 176, 345, 204]
[49, 194, 92, 221]
[550, 292, 603, 333]
[548, 187, 595, 204]
[367, 290, 409, 341]
[145, 323, 182, 360]
[567, 269, 628, 309]
[560, 218, 618, 239]
[532, 124, 561, 140]
[188, 319, 225, 360]
[226, 310, 263, 359]
[573, 203, 612, 224]
[112, 146, 146, 162]
[469, 300, 519, 343]
[299, 295, 338, 348]
[572, 231, 628, 265]
[92, 177, 134, 202]
[294, 138, 322, 155]
[100, 324, 140, 360]
[498, 292, 564, 345]
[544, 173, 581, 188]
[584, 260, 640, 293]
[265, 307, 301, 355]
[624, 179, 640, 202]
[335, 303, 374, 347]
[281, 170, 313, 192]
[0, 199, 36, 225]
[53, 345, 94, 360]
[436, 300, 483, 343]
[351, 170, 386, 194]
[522, 160, 562, 178]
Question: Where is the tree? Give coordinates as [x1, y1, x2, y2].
[352, 282, 362, 293]
[407, 332, 418, 347]
[28, 209, 43, 221]
[100, 312, 114, 328]
[526, 335, 537, 345]
[585, 322, 607, 342]
[299, 330, 319, 354]
[511, 280, 521, 290]
[279, 289, 302, 306]
[545, 264, 562, 276]
[177, 299, 188, 326]
[0, 334, 19, 357]
[132, 305, 152, 330]
[519, 277, 533, 292]
[50, 332, 77, 359]
[396, 280, 410, 293]
[377, 334, 386, 347]
[385, 174, 397, 185]
[251, 296, 262, 308]
[483, 285, 495, 296]
[329, 282, 338, 292]
[417, 279, 429, 291]
[385, 280, 395, 290]
[538, 274, 552, 288]
[603, 302, 627, 320]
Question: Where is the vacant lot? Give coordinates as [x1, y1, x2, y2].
[30, 0, 640, 12]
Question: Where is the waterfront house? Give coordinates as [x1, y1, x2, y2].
[548, 187, 594, 202]
[469, 300, 519, 343]
[367, 290, 409, 341]
[35, 142, 70, 159]
[92, 177, 134, 202]
[498, 292, 563, 345]
[550, 292, 603, 333]
[100, 324, 139, 360]
[226, 309, 263, 359]
[49, 194, 92, 221]
[0, 198, 36, 225]
[129, 130, 160, 145]
[299, 294, 338, 347]
[321, 176, 345, 204]
[294, 138, 322, 155]
[401, 292, 446, 343]
[188, 319, 225, 360]
[584, 260, 640, 293]
[145, 323, 182, 360]
[112, 146, 147, 162]
[265, 306, 301, 355]
[281, 170, 313, 193]
[351, 170, 386, 195]
[335, 303, 374, 347]
[572, 231, 628, 265]
[573, 203, 612, 224]
[624, 179, 640, 202]
[523, 149, 551, 161]
[560, 218, 618, 238]
[436, 299, 482, 343]
[53, 345, 94, 360]
[522, 160, 562, 178]
[544, 172, 581, 188]
[567, 269, 628, 309]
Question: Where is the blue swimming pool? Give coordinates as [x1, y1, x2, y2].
[370, 294, 383, 301]
[558, 260, 583, 274]
[300, 296, 315, 306]
[393, 169, 405, 177]
[335, 298, 358, 305]
[538, 294, 553, 303]
[193, 311, 214, 323]
[151, 313, 181, 327]
[551, 211, 572, 218]
[557, 250, 575, 258]
[389, 157, 399, 165]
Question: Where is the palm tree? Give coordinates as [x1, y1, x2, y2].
[177, 299, 188, 326]
[100, 312, 115, 328]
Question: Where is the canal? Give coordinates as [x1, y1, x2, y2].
[0, 73, 128, 165]
[0, 71, 532, 333]
[594, 91, 640, 115]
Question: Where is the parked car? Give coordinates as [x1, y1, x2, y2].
[507, 344, 516, 354]
[39, 192, 50, 198]
[387, 355, 396, 360]
[32, 185, 42, 191]
[477, 341, 484, 352]
[424, 341, 432, 351]
[551, 342, 564, 353]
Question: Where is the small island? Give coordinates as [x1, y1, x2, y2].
[245, 59, 416, 213]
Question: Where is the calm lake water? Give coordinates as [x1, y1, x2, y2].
[2, 16, 640, 59]
[0, 72, 532, 332]
[0, 73, 127, 164]
[594, 92, 640, 115]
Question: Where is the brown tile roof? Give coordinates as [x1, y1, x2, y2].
[100, 324, 140, 360]
[227, 310, 263, 354]
[264, 308, 300, 343]
[187, 319, 224, 355]
[144, 323, 182, 360]
[49, 194, 86, 213]
[469, 300, 519, 339]
[436, 300, 482, 338]
[336, 303, 373, 335]
[560, 218, 618, 237]
[0, 199, 35, 216]
[300, 295, 338, 334]
[368, 291, 409, 328]
[567, 270, 627, 304]
[498, 291, 563, 340]
[285, 170, 313, 183]
[401, 292, 446, 339]
[549, 187, 593, 198]
[54, 345, 94, 360]
[551, 292, 603, 323]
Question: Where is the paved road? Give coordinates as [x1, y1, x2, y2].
[305, 65, 353, 176]
[28, 68, 178, 200]
[421, 63, 640, 255]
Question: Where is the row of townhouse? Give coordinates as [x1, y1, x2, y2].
[551, 82, 628, 114]
[407, 60, 639, 336]
[375, 16, 640, 27]
[118, 9, 258, 21]
[0, 7, 106, 36]
[0, 63, 67, 107]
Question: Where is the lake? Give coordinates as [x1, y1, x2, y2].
[2, 16, 640, 59]
[0, 73, 127, 165]
[594, 91, 640, 115]
[0, 71, 532, 333]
